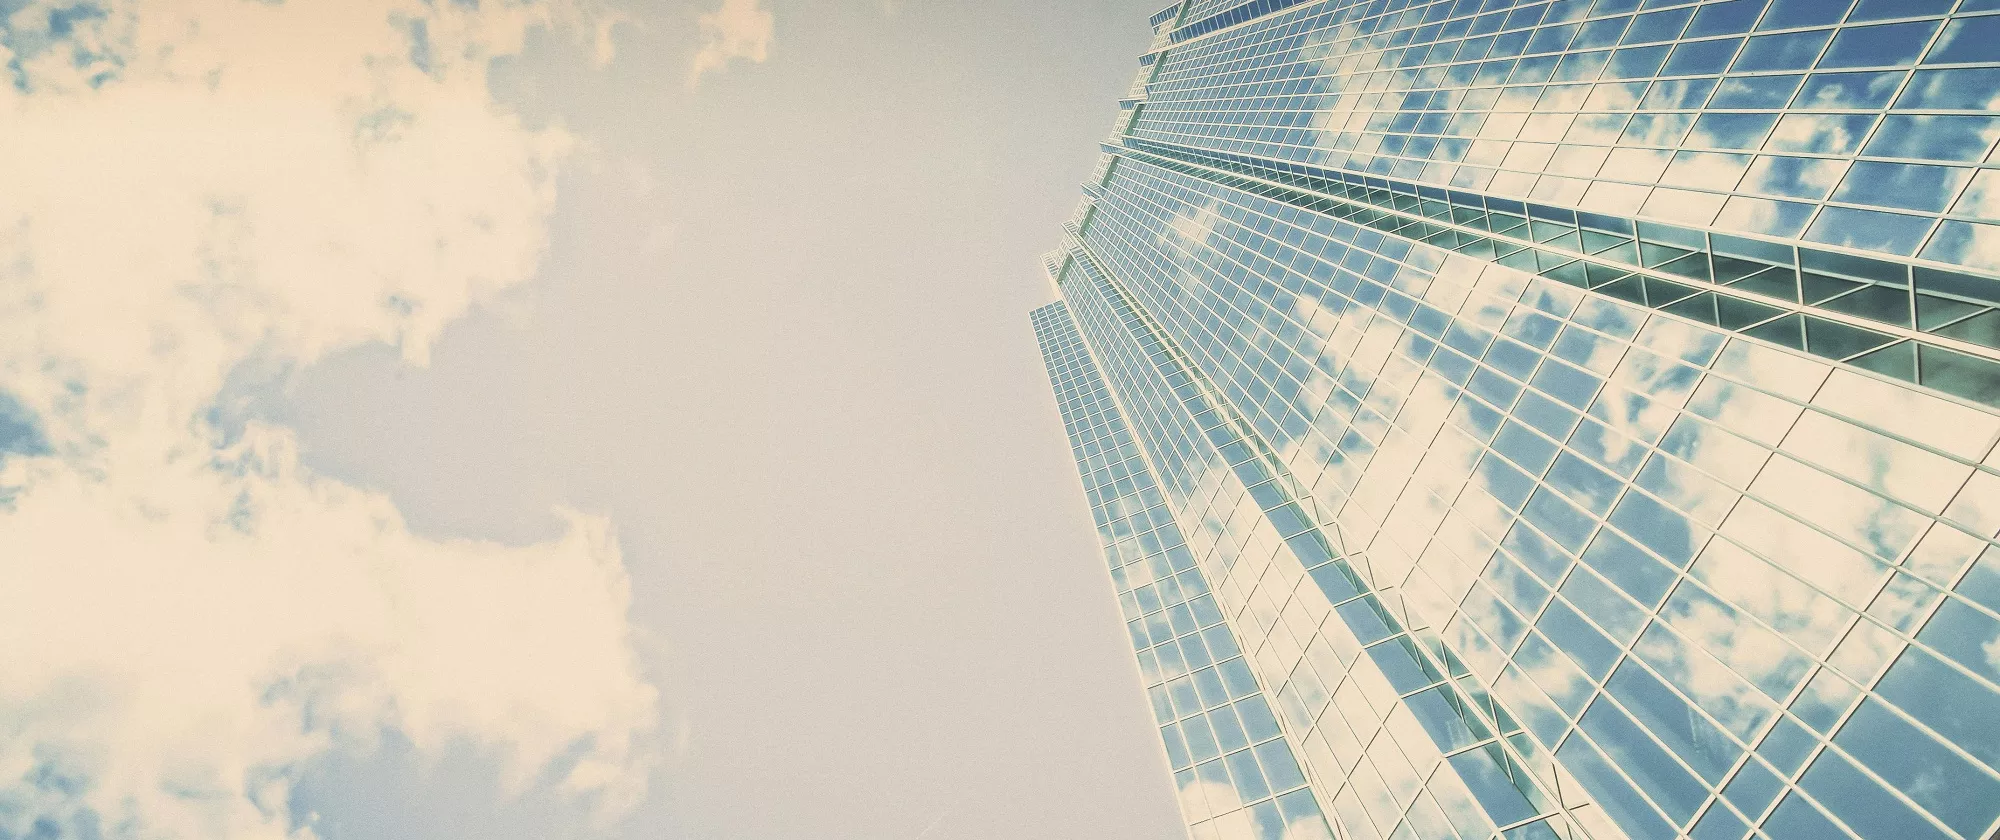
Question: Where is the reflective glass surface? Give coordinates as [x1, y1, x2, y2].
[1037, 3, 2000, 840]
[1035, 303, 1339, 840]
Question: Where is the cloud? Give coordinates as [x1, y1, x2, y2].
[0, 0, 656, 837]
[687, 0, 772, 87]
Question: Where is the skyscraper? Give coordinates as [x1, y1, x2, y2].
[1031, 2, 2000, 840]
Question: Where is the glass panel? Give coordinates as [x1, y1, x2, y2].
[1579, 699, 1708, 822]
[1898, 67, 2000, 110]
[1864, 115, 2000, 162]
[1446, 744, 1543, 827]
[1830, 162, 1968, 213]
[1797, 70, 1906, 109]
[1558, 734, 1678, 840]
[1760, 793, 1853, 840]
[1405, 686, 1490, 752]
[1759, 0, 1852, 30]
[1925, 15, 2000, 65]
[1605, 660, 1741, 782]
[1873, 646, 2000, 768]
[1817, 21, 1939, 69]
[1835, 698, 2000, 836]
[1801, 207, 1932, 256]
[1734, 30, 1835, 73]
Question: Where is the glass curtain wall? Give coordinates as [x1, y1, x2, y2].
[1033, 3, 2000, 840]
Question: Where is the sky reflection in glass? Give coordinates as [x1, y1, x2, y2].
[1037, 3, 2000, 840]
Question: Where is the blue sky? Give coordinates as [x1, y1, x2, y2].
[0, 0, 1186, 838]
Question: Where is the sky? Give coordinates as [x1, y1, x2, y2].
[0, 0, 1188, 839]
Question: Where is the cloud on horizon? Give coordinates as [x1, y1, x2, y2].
[0, 0, 657, 837]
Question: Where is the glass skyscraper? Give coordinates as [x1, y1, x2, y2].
[1030, 2, 2000, 839]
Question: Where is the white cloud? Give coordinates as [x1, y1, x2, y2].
[0, 0, 656, 837]
[687, 0, 772, 87]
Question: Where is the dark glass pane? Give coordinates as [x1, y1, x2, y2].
[1848, 340, 1918, 381]
[1816, 284, 1913, 327]
[1933, 309, 2000, 349]
[1918, 342, 2000, 406]
[1662, 291, 1723, 325]
[1744, 312, 1807, 349]
[1913, 266, 2000, 307]
[1914, 294, 1986, 331]
[1802, 316, 1894, 359]
[1715, 294, 1787, 328]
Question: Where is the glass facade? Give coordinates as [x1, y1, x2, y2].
[1032, 3, 2000, 840]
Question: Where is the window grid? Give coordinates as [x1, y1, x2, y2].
[1037, 4, 2000, 840]
[1138, 0, 2000, 276]
[1065, 241, 1615, 839]
[1035, 304, 1340, 839]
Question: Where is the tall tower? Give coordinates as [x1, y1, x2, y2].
[1033, 2, 2000, 840]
